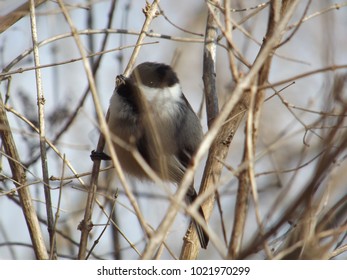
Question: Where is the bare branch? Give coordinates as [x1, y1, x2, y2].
[0, 97, 48, 259]
[29, 0, 56, 258]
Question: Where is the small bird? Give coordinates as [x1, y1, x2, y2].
[94, 62, 209, 249]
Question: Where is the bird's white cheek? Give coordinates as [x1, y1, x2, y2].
[138, 83, 183, 119]
[138, 83, 182, 103]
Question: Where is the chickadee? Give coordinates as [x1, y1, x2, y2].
[95, 62, 209, 249]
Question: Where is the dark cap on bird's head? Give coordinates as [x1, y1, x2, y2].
[130, 62, 179, 88]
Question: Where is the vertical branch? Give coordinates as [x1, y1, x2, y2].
[50, 154, 66, 259]
[0, 96, 48, 259]
[87, 0, 95, 67]
[203, 0, 220, 127]
[228, 0, 299, 259]
[29, 0, 56, 258]
[180, 0, 220, 259]
[224, 0, 240, 81]
[248, 1, 282, 259]
[180, 0, 249, 259]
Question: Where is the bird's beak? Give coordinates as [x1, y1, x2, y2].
[116, 74, 126, 87]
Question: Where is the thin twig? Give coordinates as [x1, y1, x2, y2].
[29, 0, 56, 258]
[0, 42, 158, 79]
[0, 29, 202, 81]
[287, 2, 347, 31]
[158, 4, 203, 36]
[86, 194, 117, 260]
[50, 154, 66, 259]
[257, 64, 347, 91]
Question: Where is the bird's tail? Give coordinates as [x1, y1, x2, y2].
[186, 187, 209, 249]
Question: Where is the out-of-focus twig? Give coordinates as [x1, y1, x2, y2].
[0, 0, 46, 34]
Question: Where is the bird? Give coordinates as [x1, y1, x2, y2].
[93, 62, 209, 249]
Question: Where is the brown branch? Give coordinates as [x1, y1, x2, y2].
[0, 97, 48, 259]
[179, 0, 220, 259]
[228, 0, 300, 259]
[0, 0, 46, 34]
[180, 0, 251, 259]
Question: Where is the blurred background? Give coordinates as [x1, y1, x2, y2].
[0, 0, 346, 259]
